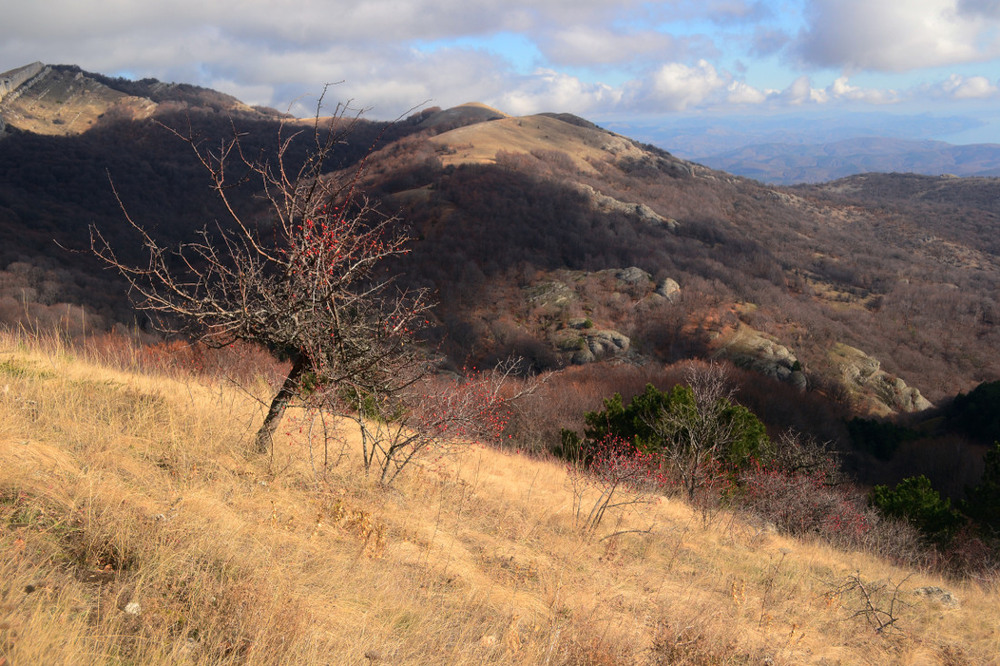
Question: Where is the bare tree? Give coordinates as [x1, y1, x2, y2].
[92, 98, 431, 453]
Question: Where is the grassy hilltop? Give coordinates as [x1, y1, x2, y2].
[1, 331, 997, 665]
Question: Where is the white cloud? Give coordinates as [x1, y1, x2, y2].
[313, 47, 518, 117]
[703, 0, 773, 25]
[769, 76, 896, 106]
[0, 0, 663, 114]
[1, 0, 999, 123]
[656, 0, 772, 25]
[752, 27, 791, 57]
[629, 59, 728, 111]
[779, 76, 817, 105]
[931, 74, 1000, 99]
[796, 0, 1000, 71]
[829, 77, 897, 104]
[726, 80, 767, 104]
[495, 69, 620, 116]
[957, 0, 1000, 17]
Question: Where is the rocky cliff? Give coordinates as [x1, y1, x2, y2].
[0, 61, 45, 103]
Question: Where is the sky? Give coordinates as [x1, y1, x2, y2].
[3, 0, 1000, 150]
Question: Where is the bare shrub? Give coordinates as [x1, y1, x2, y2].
[737, 435, 932, 565]
[828, 572, 913, 635]
[79, 331, 286, 386]
[324, 358, 544, 486]
[650, 618, 762, 665]
[738, 462, 868, 543]
[567, 435, 664, 536]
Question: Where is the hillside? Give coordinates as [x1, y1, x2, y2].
[2, 331, 997, 665]
[0, 64, 427, 327]
[2, 63, 1000, 473]
[357, 107, 1000, 412]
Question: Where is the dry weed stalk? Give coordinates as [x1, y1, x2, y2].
[829, 571, 913, 635]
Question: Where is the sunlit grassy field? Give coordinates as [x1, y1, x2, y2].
[1, 330, 997, 665]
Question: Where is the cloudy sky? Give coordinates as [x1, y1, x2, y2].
[3, 0, 1000, 148]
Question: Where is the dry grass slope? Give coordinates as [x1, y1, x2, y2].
[427, 114, 645, 175]
[1, 331, 997, 665]
[0, 66, 148, 136]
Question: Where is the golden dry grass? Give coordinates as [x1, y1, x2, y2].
[1, 330, 998, 665]
[426, 114, 646, 175]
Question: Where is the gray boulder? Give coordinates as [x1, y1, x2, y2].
[586, 329, 630, 357]
[615, 267, 651, 286]
[655, 278, 681, 302]
[714, 324, 803, 388]
[576, 184, 676, 229]
[525, 280, 576, 307]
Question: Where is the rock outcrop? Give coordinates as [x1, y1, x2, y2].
[655, 277, 681, 302]
[522, 268, 667, 364]
[576, 184, 677, 230]
[829, 343, 933, 414]
[525, 280, 577, 307]
[713, 324, 806, 390]
[559, 328, 631, 364]
[614, 266, 651, 286]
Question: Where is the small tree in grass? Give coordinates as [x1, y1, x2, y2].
[92, 97, 432, 455]
[870, 475, 962, 545]
[645, 362, 771, 501]
[567, 435, 665, 535]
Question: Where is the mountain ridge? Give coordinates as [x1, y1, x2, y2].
[2, 61, 999, 658]
[0, 62, 286, 136]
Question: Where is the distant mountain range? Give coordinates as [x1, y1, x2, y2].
[693, 137, 1000, 185]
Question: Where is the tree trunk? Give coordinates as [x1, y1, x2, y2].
[254, 354, 309, 454]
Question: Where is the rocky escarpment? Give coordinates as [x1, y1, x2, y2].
[710, 326, 931, 411]
[0, 63, 274, 136]
[712, 324, 807, 391]
[576, 184, 678, 231]
[0, 64, 145, 135]
[555, 318, 631, 364]
[829, 343, 933, 415]
[0, 62, 45, 104]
